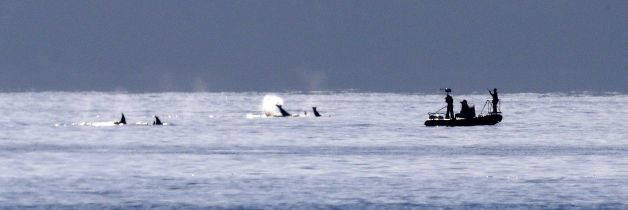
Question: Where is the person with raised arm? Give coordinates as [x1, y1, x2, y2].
[488, 88, 499, 113]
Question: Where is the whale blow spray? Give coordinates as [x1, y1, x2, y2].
[262, 94, 284, 117]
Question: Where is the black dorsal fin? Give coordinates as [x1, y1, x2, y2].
[312, 107, 321, 117]
[116, 113, 126, 125]
[153, 116, 163, 125]
[276, 104, 291, 117]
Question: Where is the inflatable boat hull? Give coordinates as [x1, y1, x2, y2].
[424, 114, 502, 127]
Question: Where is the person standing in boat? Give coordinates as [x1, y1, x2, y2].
[445, 90, 454, 119]
[488, 88, 499, 113]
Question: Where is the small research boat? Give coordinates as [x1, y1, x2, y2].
[424, 100, 503, 127]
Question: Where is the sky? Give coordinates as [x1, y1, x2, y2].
[0, 0, 626, 93]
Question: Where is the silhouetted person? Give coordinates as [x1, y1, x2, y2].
[445, 93, 454, 119]
[489, 88, 499, 113]
[458, 100, 469, 119]
[457, 100, 476, 119]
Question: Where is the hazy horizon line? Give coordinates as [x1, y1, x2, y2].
[0, 89, 625, 95]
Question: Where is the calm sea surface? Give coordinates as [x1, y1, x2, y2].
[0, 92, 627, 209]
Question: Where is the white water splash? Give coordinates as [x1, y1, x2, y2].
[262, 94, 284, 117]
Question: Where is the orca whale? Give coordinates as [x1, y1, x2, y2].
[153, 116, 163, 125]
[276, 104, 291, 117]
[312, 107, 321, 117]
[114, 113, 126, 125]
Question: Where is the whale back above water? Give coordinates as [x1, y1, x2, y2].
[153, 116, 163, 125]
[114, 113, 126, 125]
[276, 105, 291, 117]
[312, 107, 321, 117]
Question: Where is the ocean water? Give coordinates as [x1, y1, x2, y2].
[0, 92, 627, 209]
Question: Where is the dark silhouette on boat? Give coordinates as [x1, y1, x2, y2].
[424, 89, 502, 127]
[445, 90, 454, 119]
[489, 88, 499, 113]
